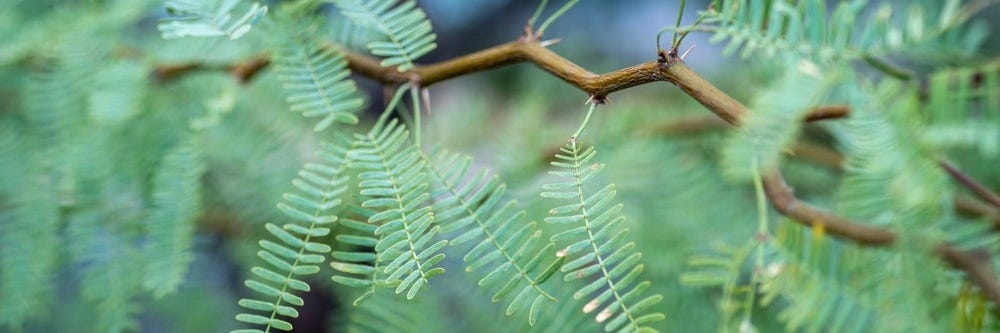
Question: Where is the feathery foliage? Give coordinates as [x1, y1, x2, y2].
[343, 290, 447, 333]
[721, 58, 833, 180]
[680, 242, 758, 331]
[836, 80, 949, 229]
[143, 135, 207, 297]
[233, 135, 353, 332]
[0, 135, 60, 328]
[330, 212, 386, 305]
[159, 0, 269, 40]
[922, 60, 1000, 157]
[542, 139, 665, 333]
[760, 223, 881, 333]
[332, 0, 438, 71]
[700, 0, 986, 67]
[69, 212, 144, 333]
[349, 116, 447, 300]
[427, 149, 563, 325]
[274, 38, 364, 131]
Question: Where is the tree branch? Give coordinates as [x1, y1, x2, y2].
[940, 160, 1000, 208]
[152, 35, 998, 304]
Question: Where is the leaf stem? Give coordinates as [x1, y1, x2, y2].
[571, 103, 597, 140]
[529, 0, 549, 28]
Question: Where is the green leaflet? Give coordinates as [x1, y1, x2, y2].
[350, 117, 446, 300]
[921, 61, 1000, 157]
[158, 0, 268, 40]
[542, 140, 665, 333]
[143, 135, 207, 297]
[233, 135, 354, 332]
[426, 148, 562, 326]
[332, 0, 437, 71]
[274, 38, 364, 131]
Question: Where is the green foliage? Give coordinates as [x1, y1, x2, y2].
[274, 37, 364, 131]
[0, 132, 60, 328]
[1, 1, 998, 332]
[234, 135, 353, 332]
[835, 79, 950, 231]
[701, 0, 987, 66]
[143, 135, 207, 297]
[721, 58, 833, 180]
[427, 149, 562, 325]
[159, 0, 269, 40]
[761, 223, 882, 333]
[332, 0, 438, 71]
[542, 140, 665, 332]
[351, 117, 447, 300]
[922, 60, 1000, 157]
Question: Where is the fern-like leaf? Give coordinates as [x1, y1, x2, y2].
[922, 60, 1000, 157]
[275, 39, 364, 131]
[680, 242, 756, 331]
[143, 135, 207, 297]
[542, 140, 665, 333]
[158, 0, 268, 40]
[760, 223, 878, 333]
[233, 135, 353, 332]
[426, 149, 562, 325]
[333, 0, 437, 71]
[350, 118, 446, 299]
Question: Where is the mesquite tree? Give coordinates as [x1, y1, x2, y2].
[1, 0, 999, 332]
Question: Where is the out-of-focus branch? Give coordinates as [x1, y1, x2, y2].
[940, 160, 1000, 208]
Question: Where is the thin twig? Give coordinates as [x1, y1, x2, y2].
[940, 160, 1000, 208]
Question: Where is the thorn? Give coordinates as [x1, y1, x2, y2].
[421, 88, 432, 116]
[680, 44, 696, 60]
[586, 94, 608, 105]
[539, 38, 561, 47]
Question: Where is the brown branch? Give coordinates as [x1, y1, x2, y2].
[230, 56, 270, 83]
[804, 104, 850, 121]
[955, 196, 1000, 230]
[940, 160, 1000, 209]
[761, 169, 896, 245]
